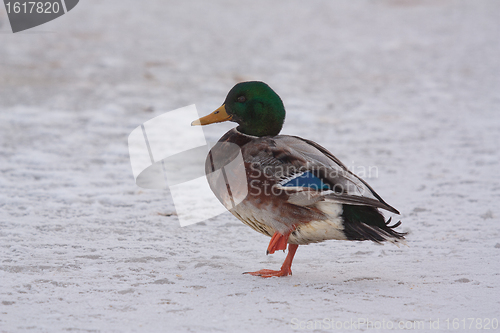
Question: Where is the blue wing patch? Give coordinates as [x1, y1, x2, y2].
[280, 171, 330, 190]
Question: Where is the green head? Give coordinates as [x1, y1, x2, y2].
[192, 81, 286, 137]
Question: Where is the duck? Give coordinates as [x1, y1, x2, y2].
[191, 81, 405, 278]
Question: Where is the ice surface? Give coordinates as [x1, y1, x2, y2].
[1, 1, 499, 332]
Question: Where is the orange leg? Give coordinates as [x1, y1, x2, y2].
[244, 244, 299, 278]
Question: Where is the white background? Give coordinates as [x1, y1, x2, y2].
[1, 1, 499, 332]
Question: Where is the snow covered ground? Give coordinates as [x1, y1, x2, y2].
[1, 1, 499, 332]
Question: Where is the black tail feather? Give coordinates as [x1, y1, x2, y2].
[385, 217, 403, 230]
[342, 205, 406, 243]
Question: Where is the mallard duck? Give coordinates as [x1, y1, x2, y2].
[192, 81, 405, 278]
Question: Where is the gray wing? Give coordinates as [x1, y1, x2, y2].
[244, 135, 400, 214]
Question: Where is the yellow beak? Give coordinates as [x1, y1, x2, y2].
[191, 105, 232, 126]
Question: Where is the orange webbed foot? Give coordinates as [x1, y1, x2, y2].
[267, 231, 292, 255]
[244, 244, 299, 278]
[243, 268, 292, 278]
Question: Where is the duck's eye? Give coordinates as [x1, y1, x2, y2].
[237, 96, 246, 103]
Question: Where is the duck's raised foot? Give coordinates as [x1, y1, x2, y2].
[266, 231, 292, 255]
[243, 268, 292, 278]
